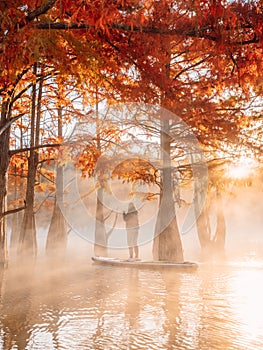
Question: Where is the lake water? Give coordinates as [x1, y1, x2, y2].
[1, 256, 263, 350]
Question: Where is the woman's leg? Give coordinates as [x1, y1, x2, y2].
[129, 247, 133, 258]
[134, 246, 139, 258]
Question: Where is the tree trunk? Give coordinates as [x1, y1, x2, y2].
[154, 118, 184, 262]
[93, 90, 107, 257]
[94, 188, 108, 256]
[18, 124, 38, 256]
[152, 234, 159, 261]
[195, 202, 212, 251]
[153, 33, 184, 262]
[193, 158, 214, 258]
[46, 106, 67, 257]
[213, 191, 226, 253]
[18, 64, 42, 257]
[0, 208, 7, 267]
[0, 100, 11, 267]
[10, 119, 25, 255]
[10, 211, 23, 255]
[10, 166, 23, 255]
[46, 200, 67, 256]
[194, 178, 226, 259]
[0, 265, 6, 308]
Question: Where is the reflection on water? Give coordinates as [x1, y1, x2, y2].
[1, 258, 263, 350]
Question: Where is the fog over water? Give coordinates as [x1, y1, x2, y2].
[1, 184, 263, 350]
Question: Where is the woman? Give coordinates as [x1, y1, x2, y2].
[123, 202, 139, 260]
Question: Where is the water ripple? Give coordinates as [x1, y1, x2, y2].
[1, 261, 263, 349]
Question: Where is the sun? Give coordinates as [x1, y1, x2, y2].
[228, 163, 251, 179]
[227, 156, 256, 179]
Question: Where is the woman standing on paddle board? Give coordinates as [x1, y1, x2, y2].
[123, 202, 139, 260]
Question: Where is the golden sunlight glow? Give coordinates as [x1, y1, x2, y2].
[227, 156, 256, 179]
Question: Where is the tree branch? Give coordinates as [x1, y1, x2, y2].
[37, 169, 55, 184]
[1, 204, 26, 218]
[26, 0, 57, 22]
[36, 21, 259, 44]
[34, 193, 53, 214]
[11, 71, 57, 106]
[0, 113, 25, 136]
[9, 143, 62, 156]
[173, 56, 210, 81]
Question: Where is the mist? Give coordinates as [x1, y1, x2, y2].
[1, 175, 263, 350]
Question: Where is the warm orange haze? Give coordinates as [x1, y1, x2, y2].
[0, 1, 263, 349]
